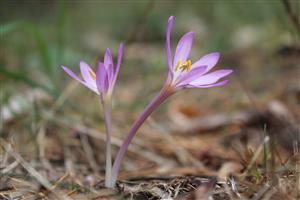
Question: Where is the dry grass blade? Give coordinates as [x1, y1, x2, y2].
[42, 110, 175, 166]
[36, 122, 52, 170]
[293, 141, 300, 196]
[147, 117, 204, 167]
[0, 139, 74, 200]
[242, 136, 270, 177]
[80, 133, 100, 174]
[170, 109, 260, 133]
[177, 177, 217, 200]
[1, 160, 18, 174]
[0, 89, 51, 123]
[251, 183, 271, 200]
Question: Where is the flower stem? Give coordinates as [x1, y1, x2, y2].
[103, 99, 113, 188]
[111, 86, 173, 187]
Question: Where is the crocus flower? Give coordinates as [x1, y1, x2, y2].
[62, 43, 124, 98]
[165, 16, 232, 91]
[110, 16, 232, 187]
[62, 43, 124, 188]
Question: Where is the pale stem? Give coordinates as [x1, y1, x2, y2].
[102, 98, 113, 188]
[110, 86, 173, 186]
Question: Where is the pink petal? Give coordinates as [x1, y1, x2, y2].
[187, 80, 229, 88]
[191, 52, 220, 73]
[104, 48, 114, 84]
[116, 43, 124, 72]
[96, 62, 109, 94]
[112, 43, 124, 88]
[166, 16, 174, 70]
[62, 66, 84, 84]
[107, 64, 114, 85]
[189, 69, 233, 86]
[104, 48, 113, 70]
[176, 66, 207, 87]
[62, 66, 99, 94]
[173, 31, 194, 69]
[80, 61, 97, 86]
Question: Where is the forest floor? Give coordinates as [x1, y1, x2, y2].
[1, 37, 300, 200]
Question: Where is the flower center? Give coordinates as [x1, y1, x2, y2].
[175, 60, 192, 72]
[88, 70, 96, 80]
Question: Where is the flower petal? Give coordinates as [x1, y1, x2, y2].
[96, 62, 109, 94]
[104, 48, 113, 70]
[173, 31, 194, 69]
[104, 48, 114, 84]
[166, 16, 174, 70]
[62, 65, 99, 94]
[112, 43, 124, 88]
[176, 65, 207, 87]
[187, 80, 229, 88]
[62, 66, 84, 83]
[80, 61, 97, 86]
[189, 69, 233, 86]
[191, 52, 220, 73]
[107, 64, 114, 85]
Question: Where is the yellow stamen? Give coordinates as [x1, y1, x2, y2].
[175, 60, 192, 72]
[89, 70, 96, 80]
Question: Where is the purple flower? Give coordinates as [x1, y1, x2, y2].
[165, 16, 232, 91]
[62, 43, 124, 98]
[62, 43, 124, 188]
[110, 16, 233, 187]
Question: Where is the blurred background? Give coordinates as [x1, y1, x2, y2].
[0, 0, 299, 198]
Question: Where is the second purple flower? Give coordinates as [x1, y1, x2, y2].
[165, 16, 232, 91]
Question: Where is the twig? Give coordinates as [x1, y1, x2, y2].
[52, 172, 69, 190]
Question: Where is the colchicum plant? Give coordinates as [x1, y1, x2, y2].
[62, 16, 232, 188]
[62, 44, 124, 188]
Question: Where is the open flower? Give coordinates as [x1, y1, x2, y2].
[165, 16, 232, 91]
[62, 43, 124, 98]
[62, 43, 124, 188]
[110, 17, 233, 187]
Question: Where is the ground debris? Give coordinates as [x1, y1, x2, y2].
[114, 176, 218, 200]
